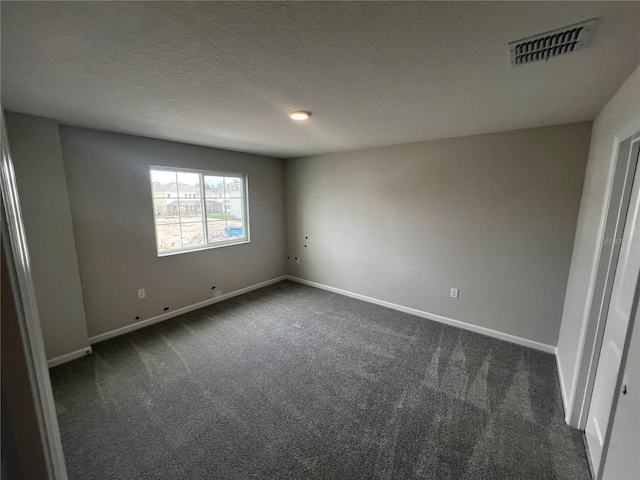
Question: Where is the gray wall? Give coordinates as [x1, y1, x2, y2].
[556, 64, 640, 421]
[285, 123, 591, 348]
[59, 126, 286, 339]
[5, 113, 90, 360]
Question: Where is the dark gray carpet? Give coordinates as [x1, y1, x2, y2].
[50, 280, 590, 479]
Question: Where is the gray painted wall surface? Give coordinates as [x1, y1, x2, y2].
[5, 112, 90, 359]
[556, 64, 640, 419]
[286, 123, 591, 347]
[59, 126, 285, 338]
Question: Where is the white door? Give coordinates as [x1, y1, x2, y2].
[586, 143, 640, 477]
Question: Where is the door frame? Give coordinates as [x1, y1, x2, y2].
[566, 123, 640, 431]
[593, 268, 640, 479]
[1, 109, 68, 478]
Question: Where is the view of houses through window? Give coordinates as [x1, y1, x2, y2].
[150, 167, 248, 254]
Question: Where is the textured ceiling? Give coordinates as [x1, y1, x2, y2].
[2, 2, 639, 158]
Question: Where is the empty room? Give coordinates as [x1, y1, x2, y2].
[2, 2, 640, 479]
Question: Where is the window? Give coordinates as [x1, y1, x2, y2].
[150, 166, 249, 255]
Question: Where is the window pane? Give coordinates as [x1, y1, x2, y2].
[174, 172, 204, 248]
[156, 223, 182, 251]
[207, 219, 228, 243]
[226, 217, 245, 238]
[204, 175, 228, 227]
[176, 201, 203, 223]
[151, 170, 178, 221]
[181, 221, 204, 247]
[225, 176, 244, 220]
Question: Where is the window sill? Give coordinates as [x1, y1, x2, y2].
[157, 239, 250, 257]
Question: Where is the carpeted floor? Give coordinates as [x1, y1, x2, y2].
[50, 280, 590, 479]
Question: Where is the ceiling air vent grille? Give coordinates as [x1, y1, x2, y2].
[509, 19, 596, 66]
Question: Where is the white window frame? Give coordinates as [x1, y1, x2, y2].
[150, 166, 250, 256]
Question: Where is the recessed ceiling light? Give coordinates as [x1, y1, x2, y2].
[289, 111, 311, 121]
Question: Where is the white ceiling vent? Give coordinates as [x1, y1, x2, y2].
[509, 19, 596, 66]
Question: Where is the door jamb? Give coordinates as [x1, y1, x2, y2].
[1, 109, 68, 478]
[567, 124, 640, 430]
[596, 269, 640, 479]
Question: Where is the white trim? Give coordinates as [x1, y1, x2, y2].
[584, 431, 597, 480]
[88, 276, 287, 345]
[150, 166, 250, 257]
[555, 348, 570, 420]
[157, 240, 250, 257]
[286, 276, 556, 354]
[47, 346, 93, 368]
[568, 123, 640, 428]
[1, 110, 68, 478]
[570, 125, 628, 417]
[613, 120, 640, 149]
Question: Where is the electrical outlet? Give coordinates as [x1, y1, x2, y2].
[450, 288, 459, 299]
[137, 288, 146, 300]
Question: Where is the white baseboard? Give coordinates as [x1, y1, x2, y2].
[88, 276, 287, 345]
[61, 274, 557, 366]
[47, 346, 93, 368]
[285, 275, 556, 354]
